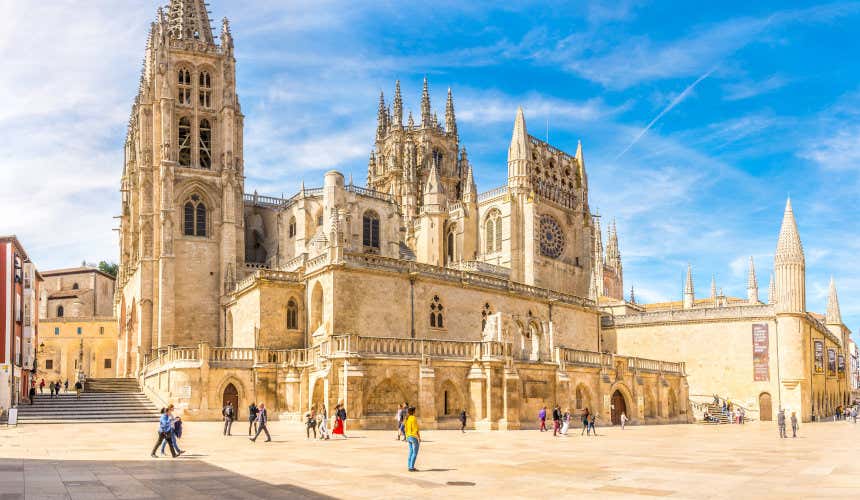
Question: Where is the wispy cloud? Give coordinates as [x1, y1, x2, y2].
[616, 67, 716, 159]
[723, 74, 790, 101]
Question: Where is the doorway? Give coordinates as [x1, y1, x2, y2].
[759, 392, 772, 421]
[223, 383, 239, 419]
[611, 390, 627, 425]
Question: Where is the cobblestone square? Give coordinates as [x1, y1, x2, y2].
[1, 420, 858, 499]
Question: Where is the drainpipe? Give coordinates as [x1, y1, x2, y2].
[410, 275, 416, 339]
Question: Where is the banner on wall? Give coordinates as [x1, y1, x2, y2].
[828, 349, 837, 376]
[752, 323, 769, 381]
[838, 354, 845, 374]
[814, 340, 825, 374]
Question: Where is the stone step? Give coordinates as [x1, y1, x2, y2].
[14, 418, 159, 424]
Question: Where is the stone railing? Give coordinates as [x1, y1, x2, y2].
[447, 260, 512, 278]
[626, 356, 685, 375]
[448, 201, 464, 212]
[243, 192, 290, 208]
[606, 304, 774, 327]
[231, 268, 303, 294]
[555, 347, 604, 367]
[346, 184, 394, 203]
[210, 347, 255, 363]
[282, 253, 307, 271]
[478, 185, 508, 202]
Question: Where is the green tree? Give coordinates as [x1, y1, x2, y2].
[98, 260, 119, 277]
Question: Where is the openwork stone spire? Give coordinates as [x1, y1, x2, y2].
[445, 87, 457, 136]
[420, 77, 432, 127]
[826, 277, 842, 325]
[768, 273, 776, 304]
[393, 80, 403, 127]
[167, 0, 215, 45]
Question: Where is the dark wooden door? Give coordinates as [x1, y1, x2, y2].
[759, 392, 772, 421]
[611, 390, 626, 425]
[223, 383, 239, 419]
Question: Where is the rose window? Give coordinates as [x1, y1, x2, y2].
[539, 215, 564, 258]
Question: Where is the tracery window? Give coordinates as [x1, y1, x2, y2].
[178, 69, 192, 105]
[484, 210, 502, 254]
[183, 194, 207, 237]
[286, 299, 299, 330]
[57, 306, 64, 318]
[199, 71, 212, 109]
[430, 295, 444, 328]
[288, 217, 296, 238]
[199, 119, 212, 169]
[539, 214, 564, 259]
[178, 117, 192, 167]
[362, 210, 380, 252]
[481, 303, 492, 331]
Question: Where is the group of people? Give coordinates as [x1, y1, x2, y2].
[776, 409, 799, 438]
[220, 401, 272, 442]
[151, 404, 184, 458]
[538, 405, 601, 436]
[28, 378, 80, 404]
[303, 402, 348, 440]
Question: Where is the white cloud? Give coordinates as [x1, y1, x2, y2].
[723, 74, 790, 101]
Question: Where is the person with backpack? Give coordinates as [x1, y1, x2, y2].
[222, 401, 234, 436]
[151, 408, 179, 458]
[74, 380, 83, 400]
[249, 403, 271, 443]
[161, 405, 183, 455]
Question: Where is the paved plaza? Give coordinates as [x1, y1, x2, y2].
[0, 419, 858, 499]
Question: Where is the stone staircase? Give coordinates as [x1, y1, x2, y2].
[14, 378, 161, 424]
[703, 402, 730, 424]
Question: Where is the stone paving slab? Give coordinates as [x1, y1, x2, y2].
[1, 420, 859, 498]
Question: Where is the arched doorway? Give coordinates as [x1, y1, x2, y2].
[611, 390, 627, 425]
[759, 392, 772, 421]
[223, 383, 239, 418]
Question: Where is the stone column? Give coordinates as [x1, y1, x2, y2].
[418, 361, 437, 429]
[467, 363, 484, 422]
[499, 365, 521, 430]
[198, 342, 210, 411]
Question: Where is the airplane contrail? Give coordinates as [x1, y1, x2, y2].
[615, 66, 717, 160]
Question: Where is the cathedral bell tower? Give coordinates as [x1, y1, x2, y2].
[116, 0, 245, 373]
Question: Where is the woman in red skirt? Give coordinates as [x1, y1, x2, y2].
[331, 403, 346, 438]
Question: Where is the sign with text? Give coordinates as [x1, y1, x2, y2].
[752, 323, 769, 381]
[828, 349, 837, 376]
[814, 340, 825, 374]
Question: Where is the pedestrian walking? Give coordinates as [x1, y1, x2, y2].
[791, 411, 798, 438]
[337, 402, 348, 438]
[581, 408, 590, 436]
[64, 379, 69, 392]
[552, 405, 561, 436]
[777, 409, 787, 438]
[620, 412, 628, 430]
[49, 381, 55, 399]
[538, 406, 547, 432]
[39, 378, 45, 394]
[248, 402, 258, 435]
[332, 403, 346, 439]
[459, 409, 467, 433]
[318, 404, 330, 440]
[74, 380, 82, 400]
[250, 403, 271, 442]
[404, 406, 421, 472]
[151, 408, 179, 458]
[161, 408, 183, 455]
[305, 409, 317, 439]
[561, 409, 570, 435]
[28, 385, 36, 405]
[395, 404, 405, 441]
[588, 413, 597, 436]
[222, 401, 234, 436]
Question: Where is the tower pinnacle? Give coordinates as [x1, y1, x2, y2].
[420, 76, 431, 127]
[747, 256, 759, 304]
[826, 277, 842, 325]
[393, 80, 403, 127]
[445, 87, 457, 136]
[683, 264, 694, 309]
[774, 197, 806, 313]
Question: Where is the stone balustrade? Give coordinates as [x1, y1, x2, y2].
[478, 185, 508, 202]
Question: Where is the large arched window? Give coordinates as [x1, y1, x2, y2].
[199, 119, 212, 169]
[286, 299, 299, 330]
[362, 210, 380, 252]
[183, 194, 207, 236]
[178, 68, 191, 105]
[485, 210, 502, 254]
[430, 295, 444, 329]
[199, 71, 212, 109]
[178, 117, 192, 167]
[57, 306, 64, 318]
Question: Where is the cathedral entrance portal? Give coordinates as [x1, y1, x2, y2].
[222, 383, 239, 419]
[611, 390, 627, 425]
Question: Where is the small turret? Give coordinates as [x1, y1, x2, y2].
[445, 88, 457, 136]
[826, 277, 842, 325]
[376, 91, 387, 140]
[422, 162, 446, 212]
[420, 77, 432, 127]
[747, 256, 759, 304]
[768, 273, 776, 304]
[393, 80, 403, 127]
[462, 165, 477, 205]
[407, 110, 415, 128]
[683, 264, 694, 309]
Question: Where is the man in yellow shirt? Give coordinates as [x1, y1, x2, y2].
[404, 406, 421, 471]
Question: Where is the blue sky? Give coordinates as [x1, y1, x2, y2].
[1, 1, 858, 340]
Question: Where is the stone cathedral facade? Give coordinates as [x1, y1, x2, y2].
[115, 1, 685, 428]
